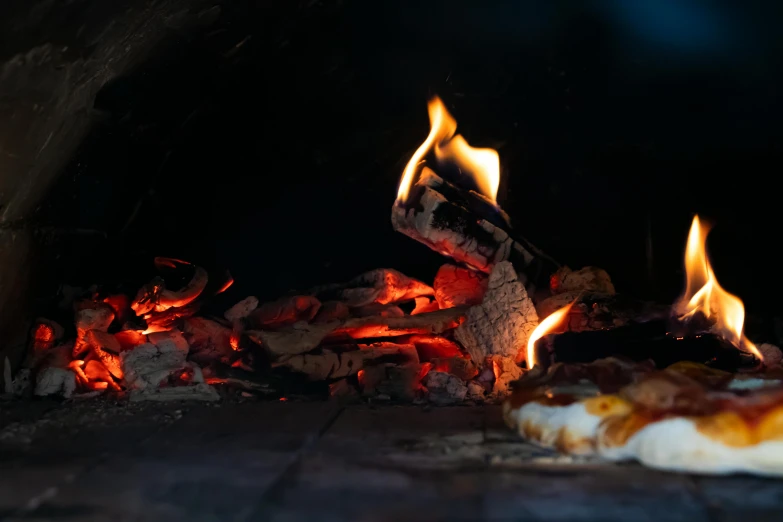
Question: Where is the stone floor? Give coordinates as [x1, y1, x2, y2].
[1, 398, 782, 521]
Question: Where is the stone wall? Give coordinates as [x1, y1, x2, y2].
[0, 0, 220, 382]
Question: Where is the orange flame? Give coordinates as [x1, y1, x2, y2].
[674, 215, 762, 361]
[397, 96, 500, 205]
[526, 303, 574, 370]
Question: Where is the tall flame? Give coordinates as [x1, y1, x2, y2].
[397, 96, 500, 205]
[525, 302, 574, 370]
[675, 215, 763, 361]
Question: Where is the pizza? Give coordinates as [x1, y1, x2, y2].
[503, 358, 783, 476]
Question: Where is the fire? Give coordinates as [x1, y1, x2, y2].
[525, 303, 574, 369]
[397, 96, 500, 205]
[674, 215, 763, 361]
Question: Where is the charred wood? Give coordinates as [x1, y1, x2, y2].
[391, 168, 559, 298]
[310, 268, 433, 307]
[537, 319, 755, 371]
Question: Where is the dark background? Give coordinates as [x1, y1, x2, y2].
[30, 0, 783, 319]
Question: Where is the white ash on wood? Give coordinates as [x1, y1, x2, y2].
[120, 332, 190, 390]
[423, 371, 467, 405]
[454, 261, 539, 364]
[277, 343, 418, 381]
[181, 317, 234, 364]
[391, 168, 559, 298]
[224, 296, 258, 322]
[248, 295, 321, 329]
[310, 268, 434, 307]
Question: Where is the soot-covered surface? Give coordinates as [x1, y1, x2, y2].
[1, 399, 781, 521]
[27, 1, 783, 322]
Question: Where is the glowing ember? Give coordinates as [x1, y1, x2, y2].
[674, 215, 763, 361]
[525, 302, 574, 370]
[216, 274, 235, 295]
[397, 96, 500, 205]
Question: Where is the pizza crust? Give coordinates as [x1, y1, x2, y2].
[597, 406, 783, 476]
[504, 392, 633, 455]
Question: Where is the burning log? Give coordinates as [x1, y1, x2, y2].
[330, 307, 466, 340]
[535, 292, 669, 333]
[359, 363, 429, 401]
[549, 266, 615, 295]
[392, 168, 559, 298]
[536, 319, 753, 371]
[310, 268, 433, 307]
[181, 317, 233, 365]
[224, 296, 259, 322]
[73, 301, 115, 357]
[490, 355, 524, 395]
[84, 330, 123, 379]
[131, 257, 208, 315]
[433, 264, 488, 309]
[405, 335, 464, 360]
[423, 371, 467, 405]
[278, 343, 419, 381]
[350, 303, 405, 318]
[248, 295, 321, 329]
[410, 297, 439, 315]
[313, 301, 351, 323]
[246, 321, 341, 359]
[454, 261, 539, 364]
[429, 356, 479, 381]
[120, 334, 190, 389]
[34, 367, 77, 397]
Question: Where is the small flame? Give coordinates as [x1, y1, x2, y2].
[675, 215, 763, 361]
[525, 303, 574, 370]
[397, 96, 500, 205]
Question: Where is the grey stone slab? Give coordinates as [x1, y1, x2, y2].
[695, 476, 783, 521]
[13, 401, 340, 522]
[483, 468, 710, 522]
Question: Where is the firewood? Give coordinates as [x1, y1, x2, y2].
[549, 266, 615, 295]
[360, 363, 429, 400]
[350, 303, 405, 318]
[279, 342, 419, 381]
[139, 301, 201, 333]
[224, 296, 259, 322]
[433, 264, 488, 308]
[120, 341, 188, 390]
[489, 355, 524, 395]
[129, 383, 219, 402]
[430, 356, 479, 381]
[410, 297, 439, 315]
[73, 301, 115, 357]
[313, 301, 351, 323]
[454, 261, 539, 364]
[84, 330, 123, 379]
[279, 350, 365, 381]
[423, 371, 467, 405]
[310, 268, 433, 307]
[391, 168, 559, 298]
[403, 335, 464, 360]
[535, 292, 670, 333]
[330, 307, 467, 340]
[538, 319, 753, 371]
[131, 257, 209, 315]
[115, 330, 148, 351]
[181, 317, 233, 364]
[248, 295, 321, 329]
[246, 321, 342, 359]
[34, 367, 76, 398]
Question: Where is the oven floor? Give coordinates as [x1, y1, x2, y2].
[0, 399, 780, 521]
